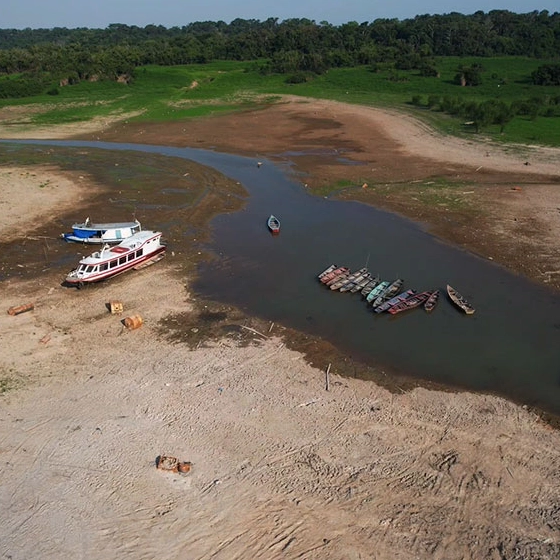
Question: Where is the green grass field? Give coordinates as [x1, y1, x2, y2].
[1, 57, 559, 146]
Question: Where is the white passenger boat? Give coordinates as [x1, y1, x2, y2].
[65, 230, 166, 287]
[61, 217, 142, 244]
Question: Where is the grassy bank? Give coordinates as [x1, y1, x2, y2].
[1, 57, 559, 146]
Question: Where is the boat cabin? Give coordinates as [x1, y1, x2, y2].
[74, 245, 147, 276]
[63, 219, 142, 244]
[65, 230, 165, 286]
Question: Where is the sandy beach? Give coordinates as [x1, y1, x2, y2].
[1, 98, 560, 559]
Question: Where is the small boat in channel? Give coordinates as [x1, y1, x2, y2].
[61, 217, 141, 244]
[447, 285, 475, 315]
[325, 271, 350, 286]
[340, 269, 370, 292]
[366, 280, 390, 303]
[424, 290, 440, 312]
[387, 291, 432, 315]
[371, 278, 404, 308]
[361, 276, 380, 297]
[320, 266, 349, 285]
[329, 272, 355, 290]
[318, 264, 337, 280]
[349, 273, 373, 293]
[326, 273, 350, 288]
[339, 279, 359, 293]
[374, 289, 416, 313]
[331, 267, 368, 291]
[65, 230, 166, 288]
[267, 215, 280, 235]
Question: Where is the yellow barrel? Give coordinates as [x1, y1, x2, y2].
[124, 314, 143, 329]
[109, 300, 124, 314]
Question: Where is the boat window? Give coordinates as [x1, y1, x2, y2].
[127, 253, 134, 261]
[110, 260, 118, 269]
[119, 256, 127, 265]
[86, 265, 94, 273]
[135, 249, 143, 258]
[100, 263, 108, 271]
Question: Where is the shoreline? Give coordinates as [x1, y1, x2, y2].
[2, 101, 560, 558]
[67, 96, 560, 292]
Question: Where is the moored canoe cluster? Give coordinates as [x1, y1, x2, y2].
[317, 264, 475, 315]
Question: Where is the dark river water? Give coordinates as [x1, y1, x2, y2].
[8, 140, 560, 416]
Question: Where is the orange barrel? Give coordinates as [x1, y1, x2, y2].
[178, 461, 192, 474]
[7, 302, 34, 316]
[124, 314, 143, 329]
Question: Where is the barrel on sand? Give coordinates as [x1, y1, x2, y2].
[123, 314, 143, 330]
[7, 302, 34, 316]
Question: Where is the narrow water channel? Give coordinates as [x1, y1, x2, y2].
[8, 139, 560, 417]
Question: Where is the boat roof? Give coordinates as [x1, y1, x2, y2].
[110, 246, 129, 254]
[79, 231, 161, 263]
[113, 229, 160, 247]
[73, 220, 140, 230]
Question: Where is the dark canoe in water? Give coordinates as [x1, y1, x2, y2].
[320, 266, 349, 285]
[326, 271, 350, 288]
[424, 289, 440, 312]
[318, 264, 337, 280]
[371, 278, 404, 308]
[267, 215, 280, 234]
[349, 273, 373, 293]
[387, 291, 431, 315]
[447, 285, 475, 315]
[361, 276, 380, 297]
[374, 289, 416, 313]
[366, 280, 390, 303]
[336, 268, 369, 292]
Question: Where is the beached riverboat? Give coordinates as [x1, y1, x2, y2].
[61, 217, 141, 244]
[65, 230, 166, 287]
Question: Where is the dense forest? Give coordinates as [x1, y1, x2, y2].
[0, 10, 559, 105]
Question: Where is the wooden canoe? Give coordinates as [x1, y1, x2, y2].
[424, 290, 440, 312]
[267, 215, 280, 234]
[447, 285, 475, 315]
[388, 291, 431, 315]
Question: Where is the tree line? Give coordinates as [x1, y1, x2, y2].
[1, 11, 559, 80]
[0, 9, 559, 135]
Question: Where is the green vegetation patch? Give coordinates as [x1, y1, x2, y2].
[1, 56, 560, 146]
[0, 370, 21, 394]
[321, 176, 481, 215]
